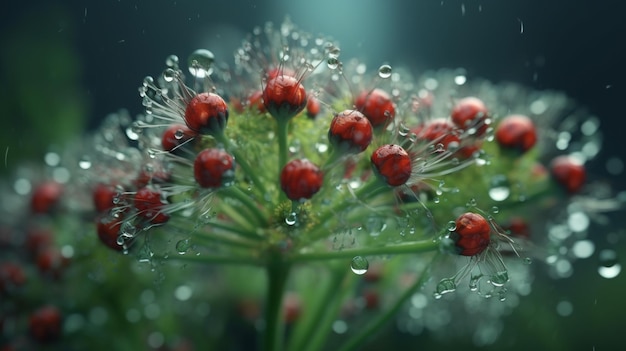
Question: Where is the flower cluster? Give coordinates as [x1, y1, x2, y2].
[1, 19, 623, 350]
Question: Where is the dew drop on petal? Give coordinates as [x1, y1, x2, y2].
[378, 64, 392, 79]
[350, 256, 369, 275]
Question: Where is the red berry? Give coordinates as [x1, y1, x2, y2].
[495, 115, 537, 153]
[30, 181, 63, 214]
[134, 187, 170, 224]
[450, 97, 489, 136]
[371, 144, 412, 186]
[283, 293, 301, 324]
[263, 75, 307, 120]
[193, 148, 236, 189]
[36, 248, 69, 278]
[25, 228, 53, 256]
[550, 155, 586, 193]
[161, 124, 197, 153]
[503, 217, 531, 238]
[96, 216, 124, 251]
[29, 305, 61, 343]
[355, 89, 396, 128]
[93, 183, 120, 213]
[412, 118, 461, 151]
[0, 263, 27, 293]
[306, 95, 321, 118]
[328, 110, 373, 154]
[280, 159, 323, 201]
[184, 92, 229, 135]
[451, 212, 491, 256]
[134, 168, 170, 189]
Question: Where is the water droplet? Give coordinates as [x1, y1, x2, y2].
[165, 54, 179, 68]
[176, 239, 191, 254]
[143, 76, 154, 87]
[447, 221, 457, 231]
[469, 274, 481, 291]
[162, 68, 176, 82]
[188, 49, 215, 78]
[350, 256, 369, 275]
[378, 64, 392, 79]
[327, 57, 339, 70]
[491, 206, 499, 214]
[434, 278, 456, 298]
[488, 175, 510, 202]
[598, 249, 621, 279]
[78, 156, 92, 170]
[523, 257, 533, 265]
[327, 45, 340, 59]
[285, 212, 297, 226]
[121, 222, 137, 237]
[174, 129, 185, 140]
[490, 271, 509, 287]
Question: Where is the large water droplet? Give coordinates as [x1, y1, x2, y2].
[188, 49, 215, 78]
[78, 156, 92, 170]
[598, 249, 621, 279]
[488, 175, 510, 202]
[350, 256, 369, 275]
[378, 64, 392, 79]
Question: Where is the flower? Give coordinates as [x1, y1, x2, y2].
[0, 19, 623, 351]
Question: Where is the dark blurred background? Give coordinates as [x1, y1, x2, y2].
[1, 0, 624, 167]
[1, 1, 625, 350]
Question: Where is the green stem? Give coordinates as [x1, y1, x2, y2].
[276, 118, 290, 179]
[301, 268, 356, 351]
[204, 219, 264, 241]
[153, 253, 263, 266]
[263, 254, 291, 351]
[287, 266, 348, 351]
[288, 239, 439, 263]
[336, 253, 439, 351]
[306, 180, 388, 244]
[219, 186, 269, 227]
[214, 131, 268, 195]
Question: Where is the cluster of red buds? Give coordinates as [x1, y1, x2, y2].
[1, 19, 623, 350]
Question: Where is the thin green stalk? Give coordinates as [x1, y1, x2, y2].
[276, 118, 290, 179]
[202, 219, 264, 241]
[301, 268, 358, 351]
[306, 180, 388, 244]
[287, 266, 348, 351]
[152, 253, 263, 266]
[289, 239, 440, 263]
[214, 131, 268, 195]
[336, 253, 439, 351]
[263, 255, 291, 351]
[219, 186, 269, 227]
